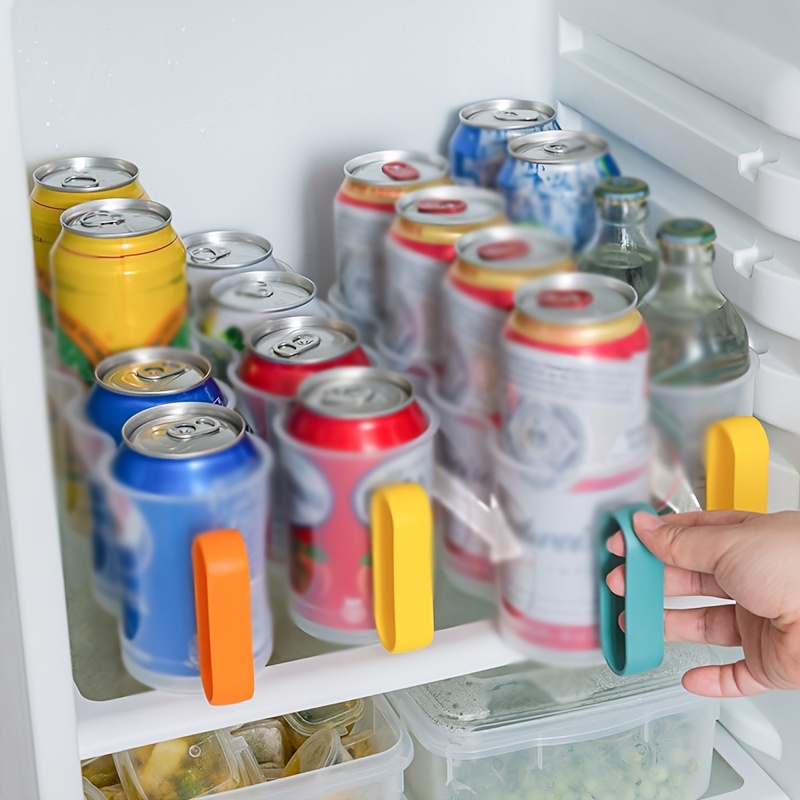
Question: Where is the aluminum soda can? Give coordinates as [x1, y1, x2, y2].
[183, 230, 289, 312]
[30, 157, 147, 329]
[236, 317, 373, 563]
[51, 199, 189, 384]
[334, 150, 449, 320]
[497, 131, 619, 251]
[109, 403, 272, 691]
[497, 272, 650, 665]
[275, 367, 436, 644]
[384, 186, 507, 364]
[86, 348, 226, 444]
[440, 225, 574, 413]
[201, 271, 324, 352]
[450, 99, 559, 189]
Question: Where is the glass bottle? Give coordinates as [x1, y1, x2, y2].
[578, 176, 659, 304]
[641, 218, 750, 386]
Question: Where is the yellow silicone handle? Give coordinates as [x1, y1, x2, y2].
[705, 417, 769, 513]
[370, 483, 434, 653]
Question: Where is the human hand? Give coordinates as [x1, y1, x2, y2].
[606, 509, 800, 697]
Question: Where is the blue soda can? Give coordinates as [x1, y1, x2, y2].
[86, 347, 226, 444]
[450, 99, 559, 189]
[108, 403, 272, 691]
[497, 130, 619, 251]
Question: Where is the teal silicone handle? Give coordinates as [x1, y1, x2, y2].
[598, 503, 664, 676]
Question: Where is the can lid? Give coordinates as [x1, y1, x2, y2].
[95, 347, 212, 396]
[122, 403, 246, 459]
[594, 176, 650, 203]
[457, 225, 572, 271]
[344, 150, 449, 186]
[60, 198, 171, 238]
[249, 316, 359, 364]
[515, 272, 637, 325]
[396, 186, 506, 227]
[508, 130, 610, 165]
[183, 231, 274, 270]
[210, 271, 316, 313]
[458, 99, 557, 131]
[33, 156, 139, 193]
[298, 367, 414, 419]
[657, 218, 716, 247]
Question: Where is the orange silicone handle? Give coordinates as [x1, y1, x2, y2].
[192, 529, 254, 705]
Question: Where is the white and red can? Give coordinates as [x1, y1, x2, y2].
[383, 186, 507, 366]
[440, 224, 574, 414]
[334, 150, 449, 319]
[275, 367, 437, 644]
[498, 272, 650, 665]
[234, 317, 373, 562]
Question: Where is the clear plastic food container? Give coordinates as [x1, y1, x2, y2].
[224, 696, 412, 799]
[282, 700, 365, 749]
[390, 645, 720, 800]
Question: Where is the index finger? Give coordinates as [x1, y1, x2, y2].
[656, 509, 760, 528]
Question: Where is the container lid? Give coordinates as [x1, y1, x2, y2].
[390, 644, 716, 758]
[61, 198, 171, 238]
[33, 156, 139, 193]
[210, 271, 316, 313]
[515, 272, 637, 325]
[508, 130, 610, 165]
[594, 176, 650, 203]
[283, 699, 365, 738]
[458, 99, 557, 130]
[250, 316, 359, 364]
[657, 218, 716, 247]
[122, 403, 246, 459]
[184, 230, 274, 271]
[297, 367, 413, 419]
[396, 186, 505, 227]
[457, 225, 572, 272]
[344, 150, 448, 186]
[95, 347, 212, 396]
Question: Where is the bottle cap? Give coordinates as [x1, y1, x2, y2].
[657, 218, 716, 247]
[594, 176, 650, 203]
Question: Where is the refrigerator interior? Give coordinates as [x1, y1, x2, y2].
[2, 0, 800, 797]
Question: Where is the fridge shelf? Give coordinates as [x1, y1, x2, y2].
[63, 527, 522, 759]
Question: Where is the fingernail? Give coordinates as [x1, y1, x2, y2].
[633, 511, 664, 533]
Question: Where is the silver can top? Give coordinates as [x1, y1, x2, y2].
[122, 403, 247, 459]
[33, 156, 140, 193]
[250, 316, 359, 365]
[344, 150, 448, 186]
[183, 231, 275, 271]
[298, 367, 413, 419]
[458, 99, 557, 131]
[60, 198, 171, 238]
[95, 347, 212, 396]
[515, 272, 638, 325]
[457, 225, 572, 272]
[210, 271, 316, 313]
[396, 186, 505, 228]
[508, 130, 610, 165]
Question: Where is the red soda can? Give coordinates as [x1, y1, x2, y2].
[276, 367, 436, 643]
[497, 272, 650, 665]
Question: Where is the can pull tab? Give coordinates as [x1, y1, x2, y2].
[189, 245, 232, 264]
[62, 172, 99, 189]
[78, 210, 126, 228]
[321, 385, 375, 408]
[381, 161, 421, 181]
[136, 360, 190, 383]
[417, 198, 468, 215]
[167, 416, 221, 440]
[237, 280, 273, 299]
[543, 140, 584, 155]
[477, 239, 531, 262]
[537, 288, 593, 309]
[494, 109, 542, 123]
[272, 332, 322, 359]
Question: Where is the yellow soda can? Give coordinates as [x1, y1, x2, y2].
[51, 198, 189, 384]
[30, 157, 147, 329]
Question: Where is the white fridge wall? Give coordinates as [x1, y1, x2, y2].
[11, 0, 557, 291]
